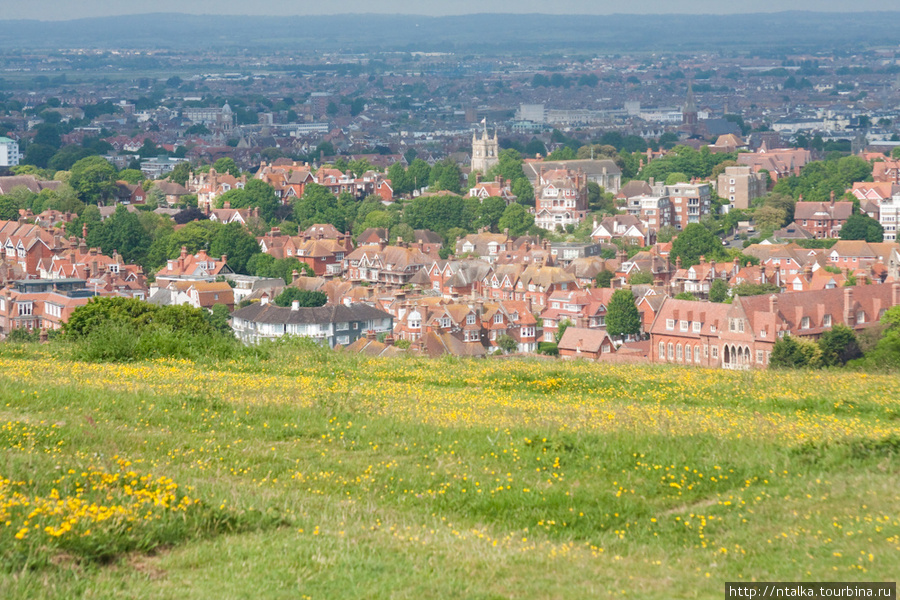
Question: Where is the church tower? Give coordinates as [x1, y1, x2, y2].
[682, 81, 698, 126]
[471, 120, 499, 173]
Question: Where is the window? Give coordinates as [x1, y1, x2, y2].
[659, 342, 665, 360]
[856, 310, 866, 324]
[801, 316, 810, 329]
[695, 345, 701, 364]
[466, 314, 476, 325]
[756, 350, 764, 364]
[685, 344, 692, 362]
[692, 321, 701, 333]
[676, 344, 682, 361]
[711, 346, 719, 359]
[680, 320, 688, 332]
[494, 313, 503, 324]
[666, 319, 675, 330]
[17, 302, 32, 316]
[667, 343, 674, 360]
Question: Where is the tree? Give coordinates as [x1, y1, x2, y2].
[0, 195, 20, 220]
[168, 162, 192, 186]
[709, 279, 730, 303]
[817, 324, 861, 367]
[118, 169, 144, 185]
[665, 172, 689, 185]
[87, 205, 153, 266]
[754, 204, 788, 233]
[69, 156, 117, 204]
[273, 288, 327, 308]
[293, 184, 356, 231]
[769, 335, 822, 369]
[476, 196, 507, 232]
[840, 213, 884, 243]
[497, 334, 518, 354]
[555, 318, 573, 343]
[407, 159, 431, 191]
[404, 193, 468, 234]
[212, 157, 240, 177]
[387, 162, 411, 195]
[216, 179, 280, 223]
[674, 292, 697, 300]
[497, 202, 535, 237]
[669, 223, 723, 267]
[731, 282, 781, 297]
[629, 271, 654, 285]
[209, 222, 260, 275]
[595, 269, 614, 288]
[606, 289, 641, 341]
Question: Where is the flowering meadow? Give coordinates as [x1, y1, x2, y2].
[1, 342, 898, 599]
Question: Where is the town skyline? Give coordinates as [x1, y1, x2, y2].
[2, 1, 897, 20]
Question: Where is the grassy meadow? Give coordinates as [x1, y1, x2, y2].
[0, 341, 898, 599]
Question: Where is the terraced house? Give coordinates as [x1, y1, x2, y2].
[650, 283, 900, 369]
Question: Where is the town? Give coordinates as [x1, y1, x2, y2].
[1, 19, 899, 370]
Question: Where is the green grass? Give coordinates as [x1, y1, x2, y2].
[0, 344, 897, 599]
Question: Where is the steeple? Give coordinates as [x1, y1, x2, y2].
[683, 80, 698, 126]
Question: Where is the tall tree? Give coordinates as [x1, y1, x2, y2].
[670, 223, 724, 267]
[606, 289, 641, 341]
[69, 156, 117, 204]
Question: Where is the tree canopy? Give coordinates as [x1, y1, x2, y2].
[605, 289, 641, 340]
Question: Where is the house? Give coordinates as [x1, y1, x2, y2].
[533, 167, 589, 231]
[558, 327, 616, 360]
[524, 158, 622, 194]
[650, 283, 900, 369]
[344, 241, 432, 288]
[540, 288, 612, 343]
[153, 247, 232, 288]
[736, 146, 812, 182]
[872, 158, 900, 184]
[469, 177, 517, 204]
[590, 215, 653, 246]
[0, 278, 97, 337]
[793, 198, 854, 239]
[455, 231, 513, 262]
[670, 256, 733, 299]
[230, 299, 393, 347]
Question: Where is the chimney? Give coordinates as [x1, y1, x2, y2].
[224, 201, 231, 209]
[384, 334, 394, 347]
[893, 282, 900, 306]
[91, 261, 98, 276]
[843, 286, 853, 325]
[366, 329, 376, 340]
[379, 239, 387, 251]
[649, 177, 655, 187]
[676, 256, 682, 269]
[699, 255, 706, 265]
[830, 190, 835, 207]
[292, 269, 300, 282]
[82, 223, 88, 239]
[769, 293, 777, 313]
[291, 300, 300, 311]
[220, 254, 227, 265]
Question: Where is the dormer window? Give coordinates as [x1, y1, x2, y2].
[857, 310, 866, 324]
[801, 316, 810, 329]
[494, 313, 503, 324]
[823, 314, 832, 327]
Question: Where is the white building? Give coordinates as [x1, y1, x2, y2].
[881, 194, 900, 242]
[0, 137, 20, 167]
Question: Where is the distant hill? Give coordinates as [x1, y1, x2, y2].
[1, 12, 899, 53]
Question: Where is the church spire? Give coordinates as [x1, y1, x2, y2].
[683, 80, 698, 126]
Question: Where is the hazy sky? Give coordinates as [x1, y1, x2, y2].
[1, 0, 893, 20]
